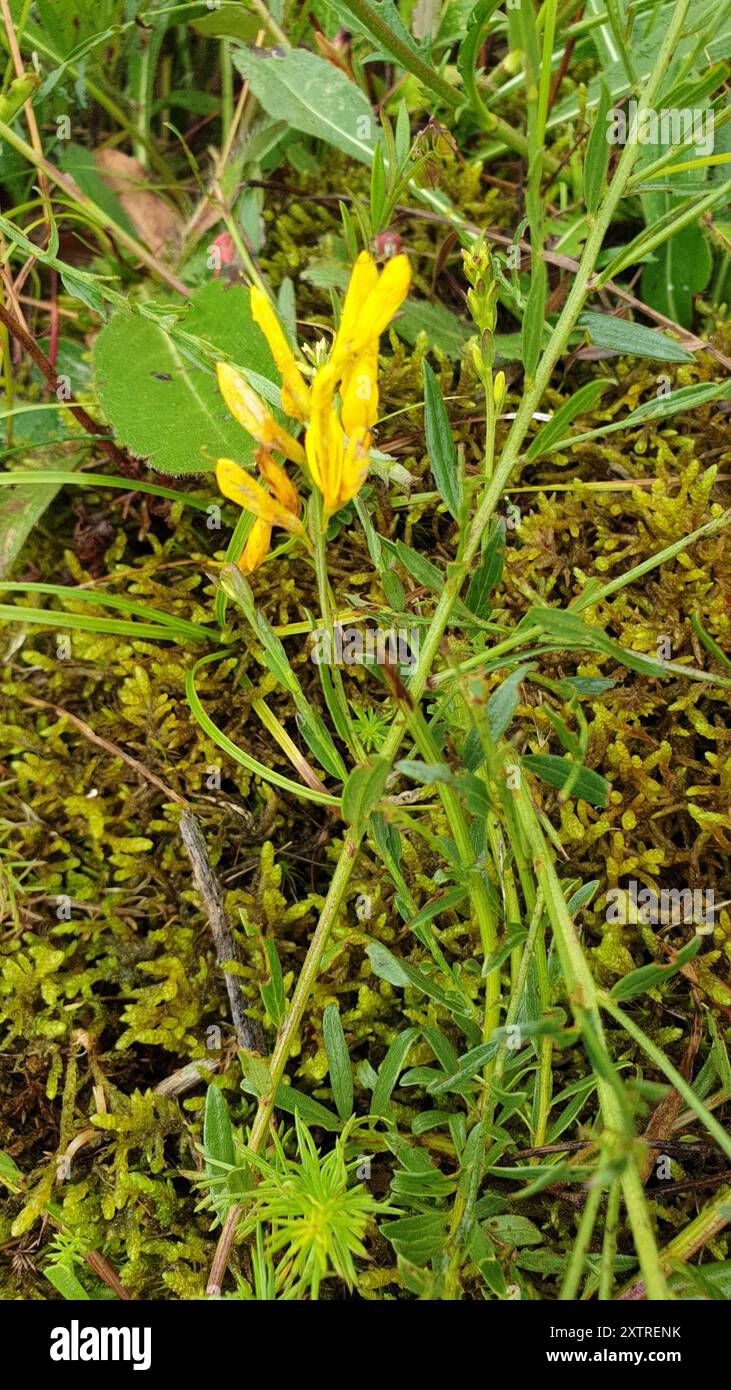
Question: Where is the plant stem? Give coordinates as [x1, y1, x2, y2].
[0, 118, 190, 298]
[206, 831, 363, 1295]
[598, 1178, 621, 1300]
[559, 1178, 603, 1300]
[508, 770, 668, 1298]
[207, 0, 694, 1297]
[466, 0, 694, 554]
[618, 1184, 731, 1300]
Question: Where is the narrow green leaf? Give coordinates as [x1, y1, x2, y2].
[422, 360, 460, 519]
[383, 1210, 448, 1262]
[580, 312, 693, 363]
[524, 379, 614, 461]
[45, 1264, 91, 1301]
[341, 757, 391, 832]
[487, 662, 536, 740]
[267, 1083, 341, 1131]
[609, 937, 702, 1002]
[392, 539, 443, 590]
[260, 939, 286, 1029]
[204, 1085, 236, 1221]
[370, 1027, 420, 1117]
[465, 521, 506, 617]
[583, 82, 612, 214]
[323, 1004, 354, 1122]
[545, 380, 731, 454]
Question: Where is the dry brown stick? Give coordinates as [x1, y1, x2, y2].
[0, 299, 130, 470]
[84, 1249, 133, 1301]
[11, 695, 260, 1051]
[0, 0, 50, 214]
[179, 810, 260, 1052]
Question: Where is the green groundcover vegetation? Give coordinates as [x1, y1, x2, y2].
[0, 0, 730, 1303]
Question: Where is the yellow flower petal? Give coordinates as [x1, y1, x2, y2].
[304, 425, 323, 492]
[305, 365, 343, 514]
[338, 426, 370, 507]
[238, 517, 272, 574]
[216, 362, 305, 466]
[256, 449, 300, 516]
[250, 286, 311, 422]
[350, 254, 411, 352]
[331, 250, 379, 369]
[216, 458, 304, 536]
[340, 347, 378, 435]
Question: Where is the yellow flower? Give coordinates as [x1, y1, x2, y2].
[331, 250, 379, 369]
[216, 452, 304, 572]
[216, 362, 305, 466]
[340, 347, 378, 435]
[338, 426, 370, 509]
[215, 250, 411, 540]
[331, 251, 411, 369]
[256, 450, 300, 515]
[305, 366, 343, 514]
[250, 286, 311, 423]
[239, 516, 272, 575]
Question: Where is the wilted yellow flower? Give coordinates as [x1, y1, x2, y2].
[338, 426, 370, 509]
[239, 516, 272, 575]
[256, 450, 300, 514]
[216, 362, 305, 466]
[250, 287, 311, 423]
[216, 452, 304, 572]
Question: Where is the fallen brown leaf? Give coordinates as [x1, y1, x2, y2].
[94, 148, 183, 257]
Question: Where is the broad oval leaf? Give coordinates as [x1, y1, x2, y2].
[93, 282, 281, 475]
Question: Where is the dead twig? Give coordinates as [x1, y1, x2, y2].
[180, 810, 261, 1052]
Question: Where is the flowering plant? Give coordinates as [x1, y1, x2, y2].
[214, 252, 411, 572]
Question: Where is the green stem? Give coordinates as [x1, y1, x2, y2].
[466, 0, 694, 555]
[600, 995, 731, 1165]
[598, 1178, 621, 1300]
[250, 835, 362, 1149]
[508, 771, 668, 1298]
[206, 832, 362, 1295]
[207, 0, 694, 1297]
[403, 701, 500, 1028]
[560, 1179, 603, 1300]
[618, 1184, 731, 1299]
